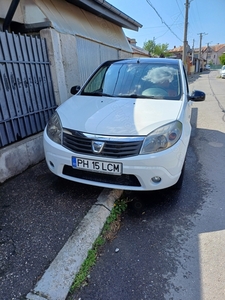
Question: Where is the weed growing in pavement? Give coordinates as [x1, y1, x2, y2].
[103, 198, 127, 232]
[69, 198, 128, 294]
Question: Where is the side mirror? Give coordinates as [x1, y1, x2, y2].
[70, 85, 81, 95]
[189, 90, 206, 101]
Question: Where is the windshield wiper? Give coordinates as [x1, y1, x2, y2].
[117, 94, 156, 99]
[82, 91, 113, 97]
[82, 92, 157, 99]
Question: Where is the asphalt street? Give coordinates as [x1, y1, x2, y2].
[1, 69, 225, 300]
[0, 160, 103, 299]
[69, 70, 225, 300]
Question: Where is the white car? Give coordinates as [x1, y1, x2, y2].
[44, 58, 205, 191]
[220, 65, 225, 79]
[204, 64, 211, 71]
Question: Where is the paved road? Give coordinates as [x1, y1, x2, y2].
[1, 70, 224, 300]
[69, 70, 225, 300]
[0, 161, 102, 300]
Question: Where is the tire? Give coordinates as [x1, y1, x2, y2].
[172, 161, 185, 190]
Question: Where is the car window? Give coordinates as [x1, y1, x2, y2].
[183, 65, 189, 94]
[82, 62, 182, 100]
[83, 66, 108, 93]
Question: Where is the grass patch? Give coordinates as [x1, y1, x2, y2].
[69, 198, 127, 293]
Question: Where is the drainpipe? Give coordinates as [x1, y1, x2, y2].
[3, 0, 20, 31]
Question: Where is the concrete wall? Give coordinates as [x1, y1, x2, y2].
[40, 28, 69, 106]
[0, 133, 44, 183]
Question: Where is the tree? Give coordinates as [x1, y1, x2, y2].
[143, 39, 169, 57]
[219, 53, 225, 65]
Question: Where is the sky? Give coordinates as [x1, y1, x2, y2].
[107, 0, 224, 50]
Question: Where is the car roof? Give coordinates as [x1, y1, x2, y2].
[103, 57, 181, 66]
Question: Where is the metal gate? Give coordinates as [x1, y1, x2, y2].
[0, 31, 57, 148]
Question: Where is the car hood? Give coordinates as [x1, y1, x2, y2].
[57, 95, 183, 136]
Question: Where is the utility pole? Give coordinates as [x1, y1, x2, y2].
[198, 32, 207, 71]
[192, 39, 195, 63]
[182, 0, 190, 65]
[206, 41, 212, 64]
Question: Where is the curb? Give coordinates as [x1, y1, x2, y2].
[26, 188, 123, 300]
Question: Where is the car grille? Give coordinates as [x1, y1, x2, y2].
[62, 129, 144, 158]
[62, 165, 141, 187]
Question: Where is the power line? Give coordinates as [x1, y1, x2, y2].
[155, 12, 183, 41]
[142, 23, 183, 30]
[175, 0, 184, 18]
[145, 0, 182, 42]
[187, 1, 203, 40]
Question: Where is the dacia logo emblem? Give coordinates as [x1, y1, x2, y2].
[92, 141, 105, 153]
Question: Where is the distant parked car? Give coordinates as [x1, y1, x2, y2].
[44, 58, 206, 191]
[204, 64, 211, 71]
[220, 65, 225, 79]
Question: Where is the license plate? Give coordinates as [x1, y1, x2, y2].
[72, 157, 122, 175]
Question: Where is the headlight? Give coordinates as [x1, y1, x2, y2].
[140, 121, 182, 154]
[46, 111, 62, 144]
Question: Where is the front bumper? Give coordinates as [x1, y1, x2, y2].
[43, 129, 187, 191]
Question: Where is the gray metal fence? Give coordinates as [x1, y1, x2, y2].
[0, 31, 57, 148]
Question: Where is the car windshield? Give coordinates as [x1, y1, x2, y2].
[82, 62, 182, 100]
